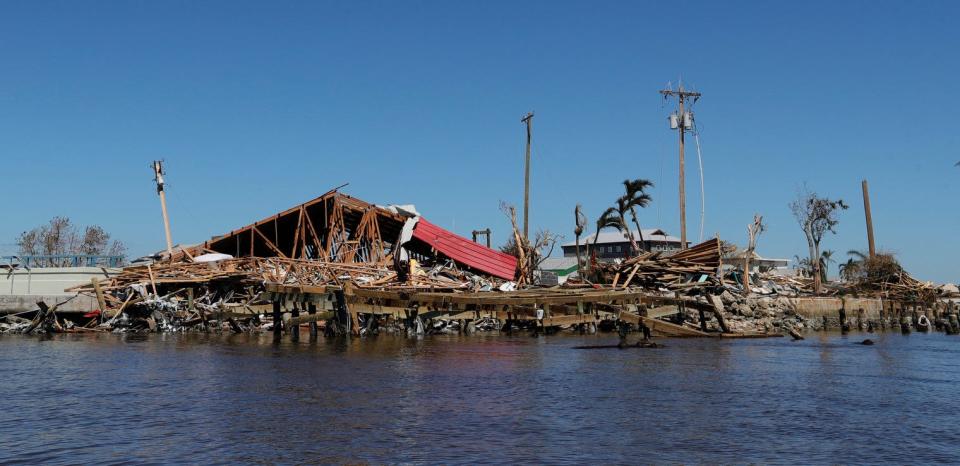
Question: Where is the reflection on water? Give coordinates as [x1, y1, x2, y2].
[1, 331, 958, 464]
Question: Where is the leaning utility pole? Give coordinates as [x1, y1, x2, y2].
[862, 179, 876, 258]
[521, 112, 534, 242]
[660, 82, 701, 250]
[151, 160, 174, 258]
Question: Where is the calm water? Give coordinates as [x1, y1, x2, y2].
[1, 331, 959, 465]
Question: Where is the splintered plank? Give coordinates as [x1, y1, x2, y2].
[618, 311, 711, 337]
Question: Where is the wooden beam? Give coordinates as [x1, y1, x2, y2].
[542, 314, 598, 327]
[708, 295, 731, 333]
[91, 277, 107, 313]
[291, 206, 304, 259]
[286, 310, 335, 326]
[253, 226, 289, 258]
[303, 205, 324, 259]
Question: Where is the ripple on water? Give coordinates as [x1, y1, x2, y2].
[1, 332, 958, 464]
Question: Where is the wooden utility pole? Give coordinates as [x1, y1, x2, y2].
[152, 160, 174, 258]
[660, 83, 701, 250]
[521, 112, 534, 242]
[862, 179, 876, 258]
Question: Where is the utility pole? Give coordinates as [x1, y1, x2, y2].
[660, 82, 701, 250]
[152, 160, 174, 258]
[862, 179, 876, 258]
[521, 112, 534, 242]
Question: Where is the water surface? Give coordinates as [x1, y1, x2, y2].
[1, 331, 958, 464]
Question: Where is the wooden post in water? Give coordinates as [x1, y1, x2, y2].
[900, 302, 911, 334]
[334, 289, 350, 335]
[272, 300, 282, 339]
[291, 305, 300, 342]
[839, 304, 849, 334]
[948, 301, 960, 335]
[308, 302, 318, 340]
[883, 300, 893, 329]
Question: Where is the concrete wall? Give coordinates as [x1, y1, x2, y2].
[0, 267, 118, 296]
[0, 267, 118, 314]
[0, 294, 100, 314]
[787, 296, 884, 319]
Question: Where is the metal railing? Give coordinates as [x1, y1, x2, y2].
[2, 255, 124, 268]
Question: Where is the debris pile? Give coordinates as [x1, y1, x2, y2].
[45, 254, 507, 334]
[595, 238, 727, 291]
[838, 253, 939, 302]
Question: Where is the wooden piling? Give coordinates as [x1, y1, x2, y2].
[839, 305, 849, 334]
[308, 302, 318, 340]
[334, 289, 350, 335]
[272, 300, 282, 339]
[291, 306, 300, 342]
[900, 302, 911, 334]
[949, 307, 960, 335]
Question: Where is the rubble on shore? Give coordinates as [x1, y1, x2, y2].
[3, 189, 956, 340]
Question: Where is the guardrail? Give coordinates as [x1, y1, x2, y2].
[1, 255, 124, 268]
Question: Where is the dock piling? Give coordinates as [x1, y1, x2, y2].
[272, 300, 282, 340]
[291, 305, 300, 342]
[308, 303, 318, 340]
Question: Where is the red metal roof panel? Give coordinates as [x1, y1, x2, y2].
[411, 218, 517, 280]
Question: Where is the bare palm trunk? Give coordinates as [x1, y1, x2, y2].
[575, 234, 582, 277]
[619, 214, 639, 255]
[809, 239, 821, 295]
[590, 232, 602, 265]
[743, 256, 751, 294]
[629, 207, 646, 252]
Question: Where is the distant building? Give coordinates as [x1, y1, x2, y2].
[560, 228, 686, 262]
[539, 256, 579, 284]
[722, 250, 790, 272]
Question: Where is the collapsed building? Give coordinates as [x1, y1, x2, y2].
[39, 187, 742, 339]
[10, 187, 952, 339]
[179, 189, 516, 281]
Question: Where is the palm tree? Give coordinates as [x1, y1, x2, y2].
[847, 250, 868, 262]
[616, 179, 654, 254]
[615, 196, 640, 254]
[839, 250, 868, 282]
[839, 258, 858, 282]
[793, 254, 811, 277]
[592, 207, 625, 257]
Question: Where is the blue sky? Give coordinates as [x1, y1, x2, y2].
[1, 1, 958, 281]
